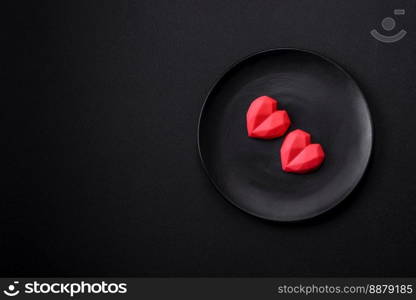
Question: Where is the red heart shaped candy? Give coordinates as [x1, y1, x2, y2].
[246, 96, 291, 139]
[280, 129, 325, 174]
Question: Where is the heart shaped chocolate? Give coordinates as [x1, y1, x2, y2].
[280, 129, 325, 174]
[246, 96, 291, 139]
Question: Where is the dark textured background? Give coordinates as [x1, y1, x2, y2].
[3, 0, 416, 276]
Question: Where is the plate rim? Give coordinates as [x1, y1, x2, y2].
[197, 48, 374, 222]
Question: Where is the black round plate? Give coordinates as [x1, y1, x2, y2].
[197, 49, 373, 222]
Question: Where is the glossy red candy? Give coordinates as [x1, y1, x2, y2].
[246, 96, 291, 139]
[280, 129, 325, 174]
